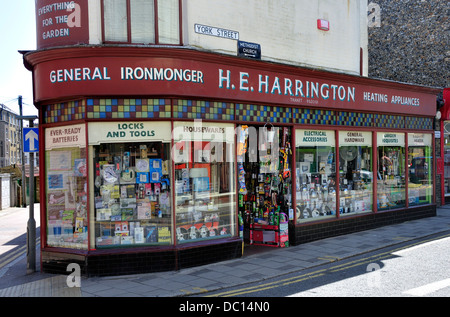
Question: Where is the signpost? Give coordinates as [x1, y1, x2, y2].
[21, 116, 38, 274]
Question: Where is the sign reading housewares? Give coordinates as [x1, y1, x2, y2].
[32, 54, 437, 117]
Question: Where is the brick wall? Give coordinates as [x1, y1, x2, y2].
[368, 0, 449, 89]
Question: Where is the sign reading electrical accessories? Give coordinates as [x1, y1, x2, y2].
[194, 24, 239, 40]
[238, 41, 261, 60]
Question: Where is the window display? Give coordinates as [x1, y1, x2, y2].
[377, 132, 405, 210]
[338, 131, 373, 215]
[173, 122, 236, 243]
[88, 121, 173, 248]
[295, 129, 336, 223]
[408, 133, 433, 206]
[45, 124, 88, 249]
[92, 142, 172, 247]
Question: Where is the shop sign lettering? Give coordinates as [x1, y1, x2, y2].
[408, 133, 431, 146]
[45, 123, 85, 150]
[296, 130, 335, 147]
[339, 131, 372, 146]
[106, 123, 155, 139]
[219, 69, 356, 103]
[363, 91, 420, 107]
[37, 56, 435, 117]
[377, 133, 405, 146]
[36, 0, 89, 49]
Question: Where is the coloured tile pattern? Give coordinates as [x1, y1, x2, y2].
[406, 116, 433, 130]
[336, 111, 373, 127]
[44, 100, 85, 123]
[235, 104, 291, 123]
[43, 98, 432, 132]
[173, 100, 234, 120]
[86, 99, 171, 119]
[293, 108, 336, 125]
[373, 114, 405, 129]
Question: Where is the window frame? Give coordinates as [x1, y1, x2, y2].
[101, 0, 183, 45]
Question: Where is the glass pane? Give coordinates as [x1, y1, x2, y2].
[92, 142, 172, 247]
[443, 122, 450, 197]
[408, 133, 433, 205]
[45, 124, 88, 249]
[104, 0, 128, 42]
[377, 133, 406, 210]
[339, 131, 373, 215]
[131, 0, 155, 43]
[295, 129, 336, 223]
[174, 122, 235, 243]
[157, 0, 180, 44]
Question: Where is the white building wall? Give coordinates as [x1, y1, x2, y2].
[0, 174, 10, 209]
[184, 0, 368, 76]
[86, 0, 368, 76]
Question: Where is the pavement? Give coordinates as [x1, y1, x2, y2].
[1, 203, 450, 297]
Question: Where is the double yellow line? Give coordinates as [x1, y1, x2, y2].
[204, 233, 450, 297]
[0, 237, 41, 270]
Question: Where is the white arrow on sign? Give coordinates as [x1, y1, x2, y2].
[25, 129, 39, 151]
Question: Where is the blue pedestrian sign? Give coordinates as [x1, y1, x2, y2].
[24, 128, 39, 153]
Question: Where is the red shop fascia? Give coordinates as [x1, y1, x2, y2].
[23, 46, 441, 274]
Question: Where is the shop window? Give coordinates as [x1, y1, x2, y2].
[92, 142, 172, 247]
[102, 0, 180, 45]
[408, 133, 433, 205]
[295, 129, 336, 223]
[377, 132, 405, 210]
[338, 131, 373, 215]
[443, 122, 450, 197]
[45, 124, 88, 249]
[173, 122, 235, 243]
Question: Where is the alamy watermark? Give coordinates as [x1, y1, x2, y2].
[368, 3, 381, 28]
[366, 263, 382, 288]
[66, 263, 81, 288]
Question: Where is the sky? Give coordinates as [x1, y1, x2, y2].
[0, 2, 37, 117]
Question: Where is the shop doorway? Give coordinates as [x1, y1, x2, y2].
[237, 124, 292, 251]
